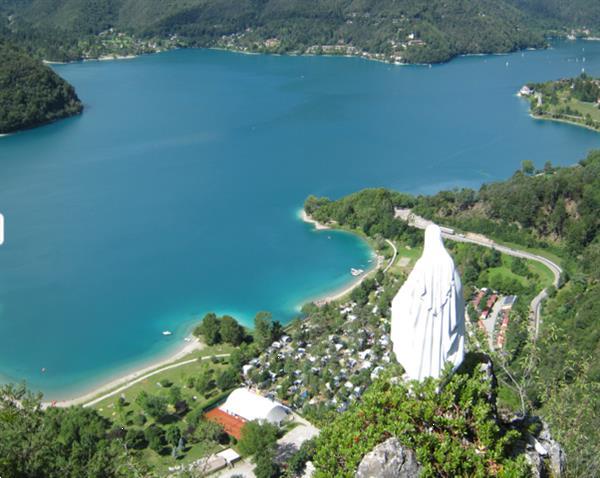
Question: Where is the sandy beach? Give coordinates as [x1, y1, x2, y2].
[97, 54, 137, 61]
[299, 209, 331, 230]
[45, 336, 204, 408]
[300, 209, 397, 305]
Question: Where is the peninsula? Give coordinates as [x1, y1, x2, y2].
[520, 74, 600, 132]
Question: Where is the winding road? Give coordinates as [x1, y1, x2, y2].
[383, 239, 398, 273]
[395, 209, 562, 340]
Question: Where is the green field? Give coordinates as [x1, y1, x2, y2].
[388, 241, 422, 276]
[91, 344, 234, 413]
[90, 343, 236, 473]
[528, 76, 600, 131]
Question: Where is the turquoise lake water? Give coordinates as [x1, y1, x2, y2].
[1, 41, 599, 399]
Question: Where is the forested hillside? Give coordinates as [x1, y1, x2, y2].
[3, 0, 600, 63]
[0, 41, 82, 134]
[0, 0, 553, 63]
[305, 151, 600, 476]
[508, 0, 600, 32]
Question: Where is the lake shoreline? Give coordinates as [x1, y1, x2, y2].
[530, 112, 600, 133]
[299, 209, 382, 305]
[38, 211, 371, 406]
[46, 42, 547, 69]
[45, 336, 204, 408]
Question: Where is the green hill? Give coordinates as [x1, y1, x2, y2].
[508, 0, 600, 32]
[0, 0, 546, 63]
[0, 41, 82, 134]
[4, 1, 600, 64]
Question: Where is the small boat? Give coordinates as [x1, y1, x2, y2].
[350, 268, 364, 277]
[162, 330, 172, 336]
[41, 367, 46, 373]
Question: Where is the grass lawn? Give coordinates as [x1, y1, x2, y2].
[388, 241, 422, 276]
[138, 440, 222, 475]
[90, 344, 237, 473]
[533, 86, 600, 131]
[480, 266, 528, 288]
[477, 237, 564, 271]
[93, 344, 234, 416]
[528, 260, 555, 289]
[566, 98, 600, 121]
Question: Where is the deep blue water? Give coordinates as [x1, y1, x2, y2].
[1, 41, 599, 399]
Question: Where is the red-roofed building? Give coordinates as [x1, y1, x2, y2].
[472, 290, 485, 308]
[205, 408, 246, 440]
[486, 294, 498, 309]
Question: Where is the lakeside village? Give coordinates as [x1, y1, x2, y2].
[89, 216, 537, 477]
[215, 23, 426, 64]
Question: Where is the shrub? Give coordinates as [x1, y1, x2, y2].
[313, 356, 529, 477]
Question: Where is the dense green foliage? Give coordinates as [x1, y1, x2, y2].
[239, 421, 281, 478]
[193, 312, 248, 346]
[0, 41, 82, 134]
[238, 420, 278, 456]
[508, 0, 600, 32]
[0, 384, 130, 477]
[417, 151, 600, 257]
[306, 189, 416, 240]
[314, 355, 530, 477]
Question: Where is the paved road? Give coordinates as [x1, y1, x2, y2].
[383, 239, 398, 273]
[395, 209, 563, 340]
[482, 300, 504, 349]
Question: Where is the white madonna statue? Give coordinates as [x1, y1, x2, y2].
[391, 224, 465, 381]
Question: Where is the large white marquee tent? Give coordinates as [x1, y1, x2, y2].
[220, 388, 290, 425]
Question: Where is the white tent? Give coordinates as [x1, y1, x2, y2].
[220, 388, 290, 425]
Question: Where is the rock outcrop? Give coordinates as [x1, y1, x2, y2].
[523, 420, 566, 478]
[355, 438, 422, 478]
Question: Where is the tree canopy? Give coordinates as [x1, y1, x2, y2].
[0, 41, 82, 134]
[0, 384, 129, 478]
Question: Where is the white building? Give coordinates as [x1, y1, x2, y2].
[220, 388, 291, 425]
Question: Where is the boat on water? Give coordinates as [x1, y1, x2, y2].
[350, 268, 364, 277]
[162, 330, 172, 336]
